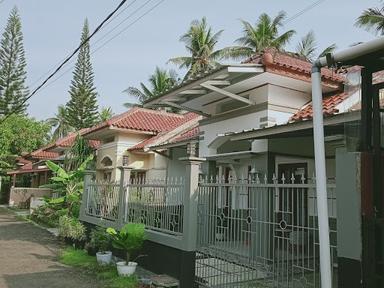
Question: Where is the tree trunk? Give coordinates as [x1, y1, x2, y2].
[126, 251, 130, 263]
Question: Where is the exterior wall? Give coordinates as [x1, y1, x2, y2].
[9, 187, 52, 207]
[95, 133, 149, 182]
[167, 147, 188, 179]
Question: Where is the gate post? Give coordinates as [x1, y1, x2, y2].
[80, 170, 95, 220]
[117, 166, 132, 228]
[179, 143, 205, 288]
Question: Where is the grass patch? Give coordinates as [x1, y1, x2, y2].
[59, 247, 138, 288]
[60, 247, 96, 268]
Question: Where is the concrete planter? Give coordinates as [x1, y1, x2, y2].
[96, 251, 112, 265]
[116, 261, 137, 276]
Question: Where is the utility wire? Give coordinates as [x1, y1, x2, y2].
[0, 0, 128, 125]
[38, 0, 165, 92]
[283, 0, 326, 25]
[28, 0, 139, 88]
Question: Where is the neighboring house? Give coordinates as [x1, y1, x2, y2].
[81, 107, 199, 182]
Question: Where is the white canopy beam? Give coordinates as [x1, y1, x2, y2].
[200, 82, 254, 105]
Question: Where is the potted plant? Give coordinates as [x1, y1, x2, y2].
[89, 226, 112, 265]
[107, 223, 145, 277]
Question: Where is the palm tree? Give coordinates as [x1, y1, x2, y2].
[98, 107, 113, 122]
[168, 17, 226, 80]
[123, 67, 179, 107]
[356, 4, 384, 35]
[295, 31, 336, 62]
[46, 105, 73, 140]
[224, 11, 296, 60]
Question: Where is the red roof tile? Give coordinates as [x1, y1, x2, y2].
[45, 128, 100, 151]
[128, 113, 201, 151]
[290, 91, 349, 122]
[245, 49, 344, 87]
[29, 149, 59, 160]
[84, 108, 195, 137]
[169, 126, 200, 144]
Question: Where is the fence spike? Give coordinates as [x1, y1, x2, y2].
[281, 173, 286, 184]
[256, 174, 260, 184]
[301, 173, 306, 184]
[291, 173, 295, 184]
[272, 173, 277, 184]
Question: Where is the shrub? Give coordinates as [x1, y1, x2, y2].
[58, 215, 86, 241]
[89, 226, 111, 253]
[107, 223, 145, 263]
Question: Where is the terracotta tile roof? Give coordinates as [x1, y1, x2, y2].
[45, 129, 100, 151]
[290, 91, 349, 122]
[84, 108, 194, 137]
[28, 149, 59, 160]
[169, 126, 200, 144]
[245, 48, 344, 87]
[128, 113, 201, 151]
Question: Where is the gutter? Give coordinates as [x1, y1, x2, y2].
[311, 36, 384, 288]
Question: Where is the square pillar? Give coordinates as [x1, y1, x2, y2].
[117, 166, 132, 227]
[80, 170, 95, 220]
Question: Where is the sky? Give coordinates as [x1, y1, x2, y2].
[0, 0, 381, 121]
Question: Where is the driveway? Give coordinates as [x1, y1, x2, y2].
[0, 207, 100, 288]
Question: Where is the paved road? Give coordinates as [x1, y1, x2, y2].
[0, 207, 100, 288]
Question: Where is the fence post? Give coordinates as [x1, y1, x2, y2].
[117, 166, 132, 228]
[80, 170, 95, 220]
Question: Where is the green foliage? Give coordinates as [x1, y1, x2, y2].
[58, 215, 86, 241]
[124, 67, 179, 104]
[223, 11, 295, 60]
[107, 223, 145, 263]
[65, 19, 99, 129]
[0, 6, 29, 116]
[36, 155, 93, 223]
[295, 31, 336, 62]
[0, 114, 50, 157]
[46, 105, 74, 140]
[60, 247, 96, 268]
[98, 106, 113, 122]
[168, 17, 226, 80]
[59, 247, 138, 288]
[356, 5, 384, 35]
[64, 134, 94, 171]
[89, 226, 111, 253]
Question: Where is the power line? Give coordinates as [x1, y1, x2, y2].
[0, 0, 129, 125]
[28, 0, 139, 88]
[283, 0, 326, 25]
[37, 0, 165, 93]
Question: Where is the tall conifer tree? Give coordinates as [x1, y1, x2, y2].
[65, 19, 98, 129]
[0, 7, 28, 116]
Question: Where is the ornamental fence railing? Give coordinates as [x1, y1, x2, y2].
[81, 177, 185, 236]
[195, 174, 337, 288]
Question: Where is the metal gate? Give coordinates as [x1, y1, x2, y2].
[195, 175, 337, 287]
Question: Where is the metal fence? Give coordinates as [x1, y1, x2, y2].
[83, 178, 185, 236]
[85, 182, 120, 221]
[195, 175, 337, 288]
[125, 178, 185, 236]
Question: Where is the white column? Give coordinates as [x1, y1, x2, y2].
[312, 65, 332, 288]
[117, 166, 132, 227]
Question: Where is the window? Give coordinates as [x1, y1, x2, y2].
[101, 156, 113, 167]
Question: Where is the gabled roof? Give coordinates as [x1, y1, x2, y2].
[245, 48, 344, 86]
[44, 128, 100, 151]
[290, 91, 349, 122]
[83, 107, 190, 137]
[128, 113, 201, 151]
[26, 149, 59, 160]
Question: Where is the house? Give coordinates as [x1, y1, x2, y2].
[81, 107, 199, 182]
[78, 43, 384, 287]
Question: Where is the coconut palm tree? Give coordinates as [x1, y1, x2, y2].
[356, 4, 384, 35]
[98, 107, 113, 122]
[123, 67, 179, 107]
[295, 31, 336, 62]
[46, 105, 73, 140]
[224, 11, 296, 60]
[168, 17, 226, 80]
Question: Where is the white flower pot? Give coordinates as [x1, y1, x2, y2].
[96, 251, 112, 265]
[116, 261, 138, 276]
